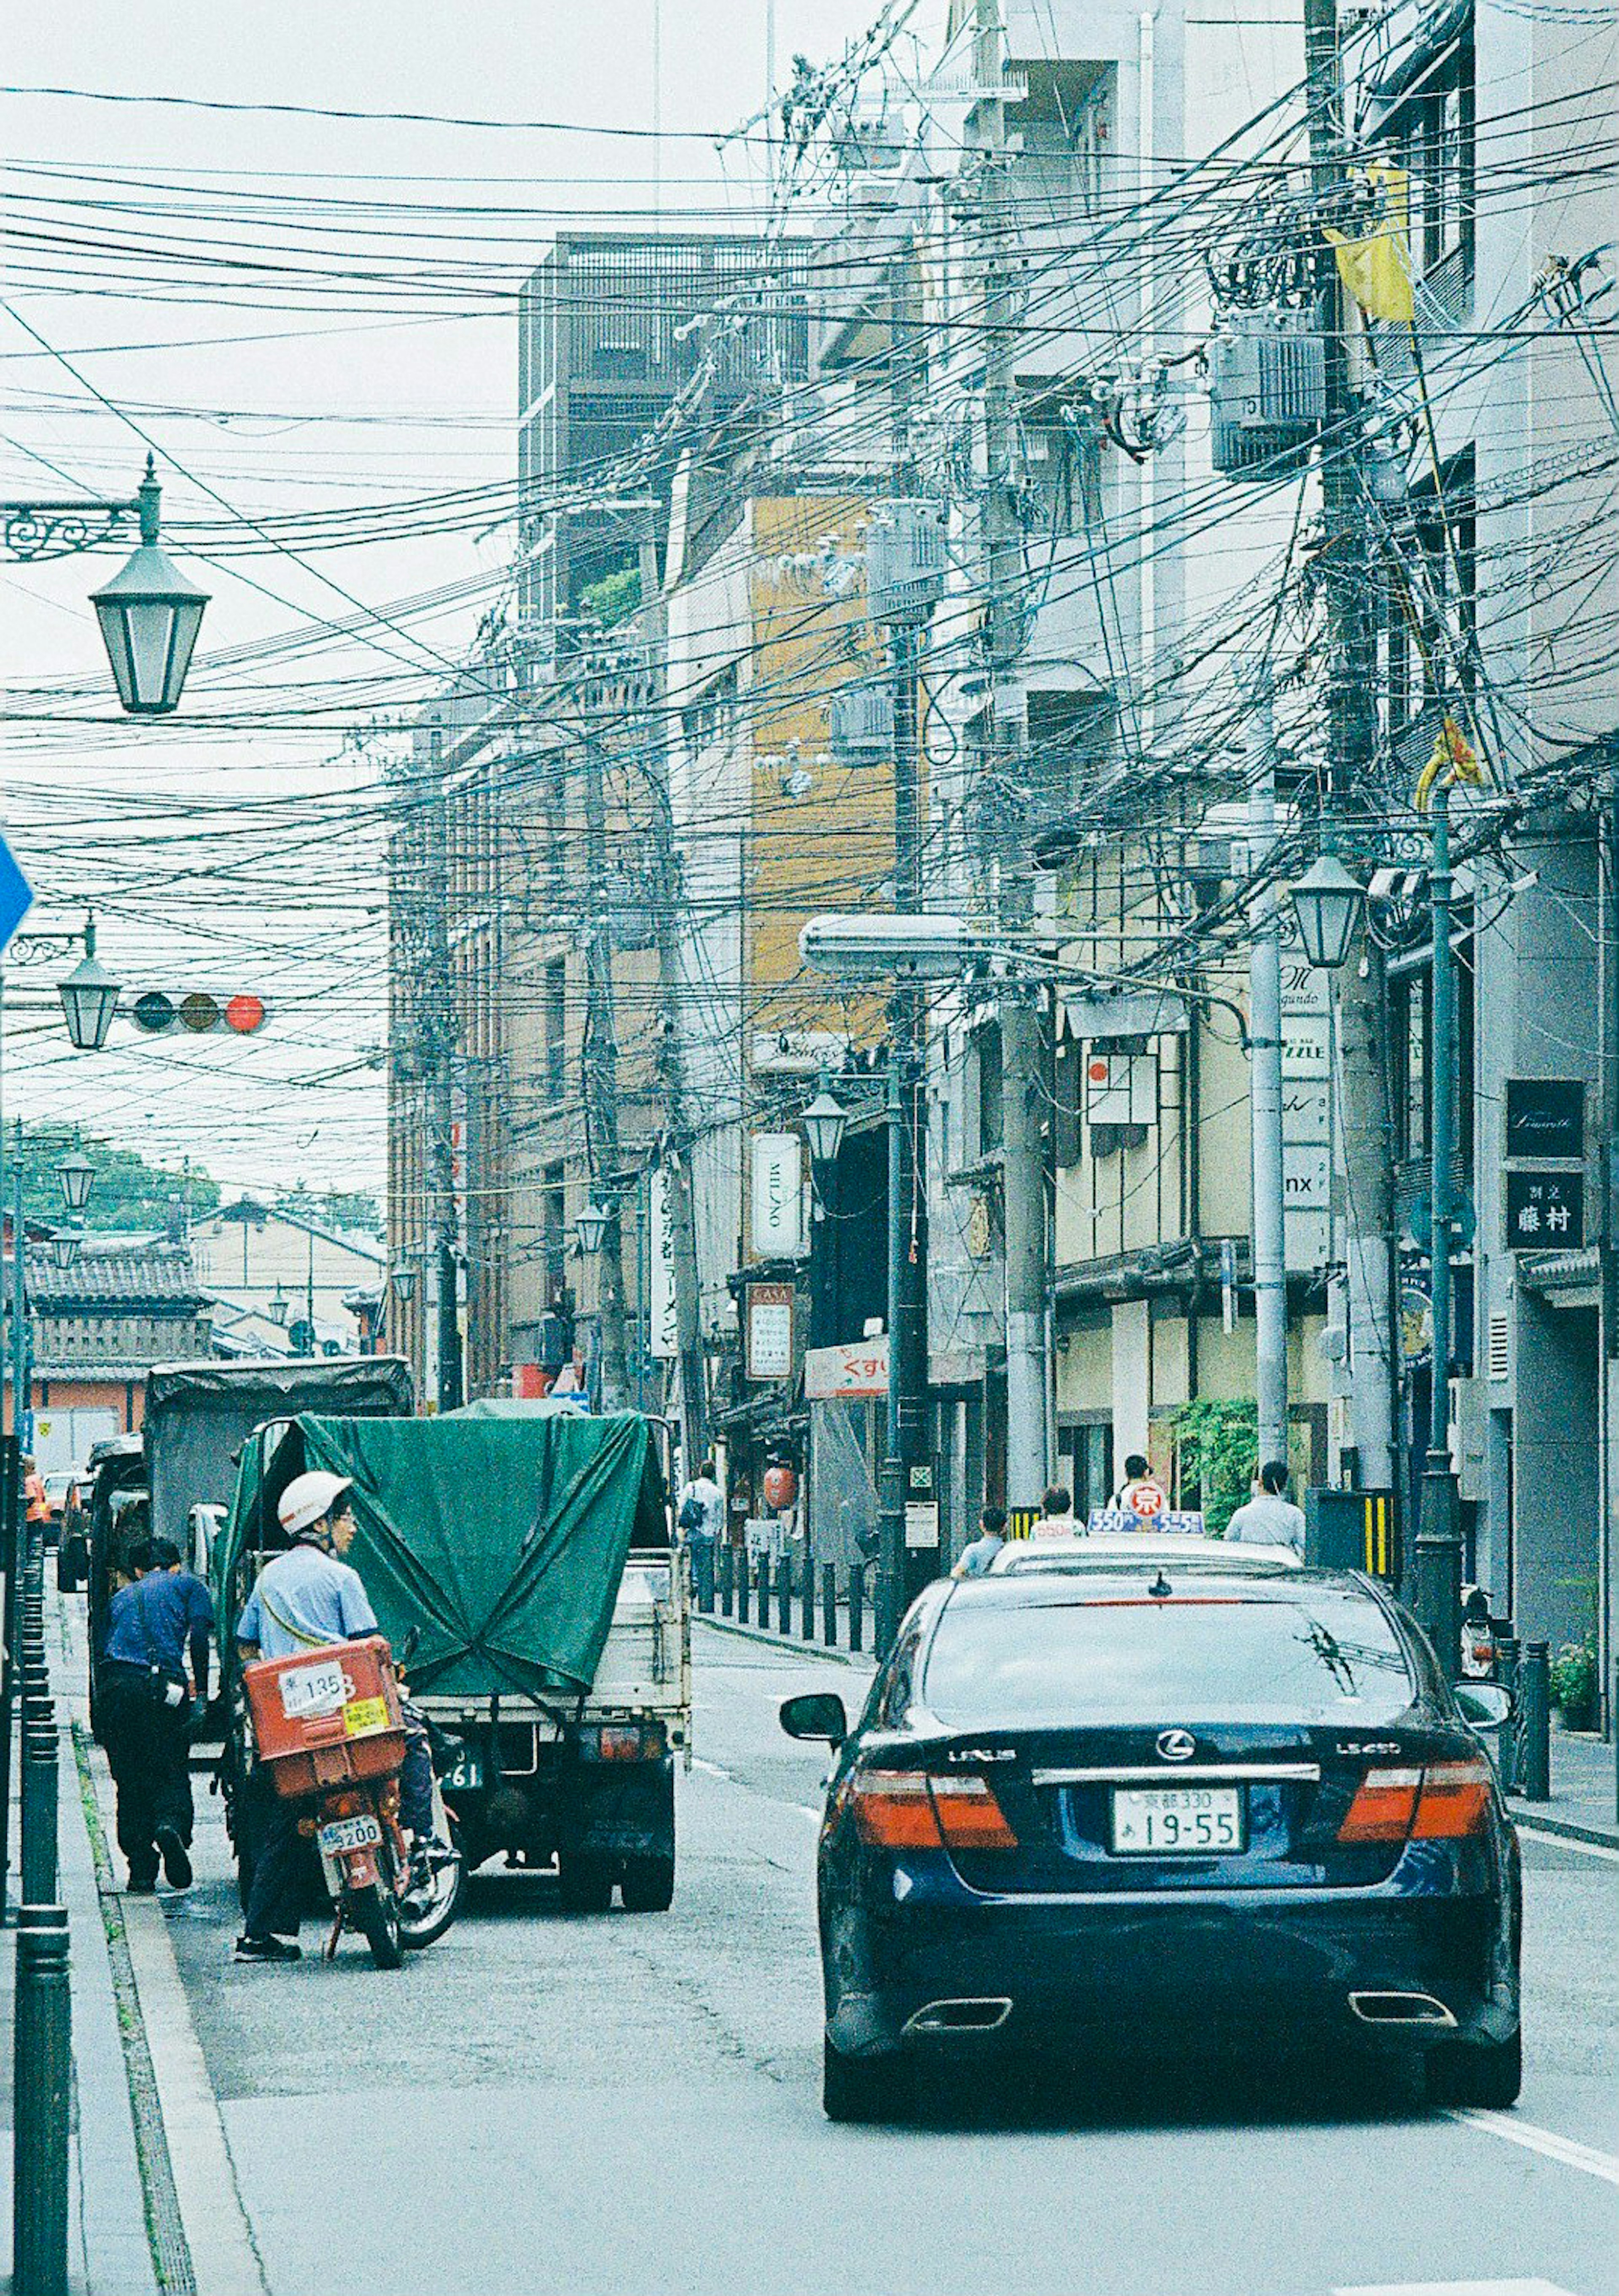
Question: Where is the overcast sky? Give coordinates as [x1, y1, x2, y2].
[1, 1, 925, 1202]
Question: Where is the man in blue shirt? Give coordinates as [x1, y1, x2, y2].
[99, 1537, 214, 1892]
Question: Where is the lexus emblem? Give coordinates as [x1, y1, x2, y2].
[1156, 1728, 1197, 1763]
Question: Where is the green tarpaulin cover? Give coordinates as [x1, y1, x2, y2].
[219, 1410, 665, 1699]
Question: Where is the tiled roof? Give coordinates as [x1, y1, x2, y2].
[26, 1238, 207, 1310]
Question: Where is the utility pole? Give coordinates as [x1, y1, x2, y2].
[873, 245, 935, 1651]
[1245, 672, 1288, 1466]
[578, 684, 632, 1414]
[1302, 0, 1397, 1495]
[424, 726, 465, 1414]
[637, 517, 709, 1470]
[1415, 776, 1463, 1674]
[972, 0, 1048, 1512]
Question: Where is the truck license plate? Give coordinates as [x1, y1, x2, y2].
[317, 1814, 382, 1857]
[441, 1745, 484, 1792]
[1110, 1785, 1243, 1855]
[280, 1659, 347, 1719]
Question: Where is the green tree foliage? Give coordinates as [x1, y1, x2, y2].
[274, 1182, 383, 1238]
[13, 1126, 221, 1232]
[1164, 1398, 1259, 1535]
[578, 563, 642, 626]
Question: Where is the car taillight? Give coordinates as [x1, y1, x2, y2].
[1411, 1758, 1493, 1838]
[848, 1770, 1017, 1851]
[1337, 1758, 1492, 1844]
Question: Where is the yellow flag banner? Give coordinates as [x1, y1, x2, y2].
[1415, 714, 1484, 811]
[1324, 164, 1416, 326]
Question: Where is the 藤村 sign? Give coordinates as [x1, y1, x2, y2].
[750, 1132, 804, 1257]
[745, 1281, 796, 1381]
[1505, 1169, 1584, 1250]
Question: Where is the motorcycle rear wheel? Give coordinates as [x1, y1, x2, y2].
[399, 1838, 465, 1950]
[350, 1882, 403, 1970]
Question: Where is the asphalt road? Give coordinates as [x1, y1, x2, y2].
[156, 1623, 1619, 2296]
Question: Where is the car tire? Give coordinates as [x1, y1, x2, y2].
[1428, 2024, 1522, 2110]
[619, 1854, 675, 1913]
[558, 1853, 614, 1914]
[823, 2035, 907, 2124]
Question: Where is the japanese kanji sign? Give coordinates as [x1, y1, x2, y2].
[1505, 1169, 1584, 1250]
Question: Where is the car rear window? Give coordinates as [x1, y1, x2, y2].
[921, 1590, 1416, 1728]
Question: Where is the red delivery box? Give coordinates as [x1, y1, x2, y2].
[243, 1636, 407, 1799]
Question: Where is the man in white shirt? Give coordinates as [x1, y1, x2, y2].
[676, 1459, 725, 1612]
[1225, 1460, 1307, 1557]
[1030, 1485, 1076, 1540]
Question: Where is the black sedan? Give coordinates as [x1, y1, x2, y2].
[782, 1563, 1521, 2121]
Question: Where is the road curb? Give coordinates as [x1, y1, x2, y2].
[694, 1614, 876, 1672]
[1514, 1810, 1619, 1853]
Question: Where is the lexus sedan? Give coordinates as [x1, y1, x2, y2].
[782, 1563, 1520, 2121]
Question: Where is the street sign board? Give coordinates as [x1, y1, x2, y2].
[0, 833, 34, 955]
[745, 1280, 795, 1381]
[1505, 1168, 1584, 1250]
[1504, 1078, 1584, 1161]
[804, 1334, 888, 1400]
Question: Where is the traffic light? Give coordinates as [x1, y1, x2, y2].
[129, 991, 268, 1036]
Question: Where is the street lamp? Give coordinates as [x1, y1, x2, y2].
[390, 1260, 419, 1305]
[57, 1141, 94, 1215]
[269, 1285, 290, 1328]
[800, 912, 976, 982]
[56, 917, 121, 1052]
[89, 459, 210, 716]
[1288, 853, 1366, 972]
[49, 1230, 82, 1271]
[575, 1201, 612, 1256]
[800, 1074, 850, 1169]
[801, 1073, 850, 1354]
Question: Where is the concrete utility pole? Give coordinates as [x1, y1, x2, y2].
[873, 245, 934, 1652]
[636, 517, 709, 1471]
[1245, 672, 1288, 1466]
[972, 0, 1048, 1511]
[1415, 777, 1463, 1674]
[425, 726, 465, 1415]
[578, 698, 632, 1413]
[1303, 0, 1397, 1491]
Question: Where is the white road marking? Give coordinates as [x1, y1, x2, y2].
[691, 1752, 822, 1821]
[1452, 2108, 1619, 2190]
[1335, 2280, 1579, 2295]
[1516, 1822, 1619, 1865]
[691, 1756, 731, 1778]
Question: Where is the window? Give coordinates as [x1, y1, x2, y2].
[974, 1024, 1003, 1158]
[544, 960, 567, 1104]
[543, 1164, 567, 1311]
[1021, 415, 1102, 539]
[921, 1588, 1415, 1728]
[1386, 40, 1475, 279]
[1374, 456, 1476, 741]
[680, 662, 739, 756]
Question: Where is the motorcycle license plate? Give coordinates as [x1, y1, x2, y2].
[317, 1814, 382, 1857]
[280, 1658, 347, 1719]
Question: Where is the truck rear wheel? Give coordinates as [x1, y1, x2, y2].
[620, 1854, 675, 1913]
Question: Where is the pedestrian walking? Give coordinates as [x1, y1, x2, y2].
[1030, 1485, 1077, 1540]
[1109, 1454, 1168, 1522]
[952, 1506, 1009, 1577]
[98, 1536, 213, 1893]
[676, 1457, 724, 1612]
[1224, 1460, 1306, 1557]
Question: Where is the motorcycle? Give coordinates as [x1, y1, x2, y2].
[242, 1632, 463, 1970]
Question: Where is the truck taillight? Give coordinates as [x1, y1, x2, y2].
[848, 1769, 1017, 1851]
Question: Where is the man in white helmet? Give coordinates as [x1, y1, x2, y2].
[234, 1470, 432, 1962]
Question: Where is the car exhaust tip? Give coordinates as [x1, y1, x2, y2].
[1347, 1990, 1457, 2028]
[904, 1997, 1012, 2035]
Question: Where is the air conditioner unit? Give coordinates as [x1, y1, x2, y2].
[1208, 310, 1326, 477]
[828, 685, 896, 765]
[864, 499, 946, 624]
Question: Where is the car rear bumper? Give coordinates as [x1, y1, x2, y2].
[826, 1892, 1516, 2061]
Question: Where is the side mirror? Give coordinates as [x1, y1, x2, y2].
[780, 1691, 847, 1747]
[1454, 1681, 1512, 1731]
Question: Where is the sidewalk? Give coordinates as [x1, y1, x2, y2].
[694, 1596, 877, 1673]
[1511, 1723, 1619, 1851]
[1, 1609, 159, 2295]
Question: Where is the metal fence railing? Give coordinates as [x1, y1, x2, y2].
[710, 1542, 867, 1657]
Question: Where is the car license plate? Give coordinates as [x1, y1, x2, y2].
[1110, 1785, 1243, 1855]
[317, 1814, 382, 1857]
[441, 1744, 484, 1793]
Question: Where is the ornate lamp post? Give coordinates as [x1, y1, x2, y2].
[56, 918, 121, 1053]
[800, 1073, 849, 1351]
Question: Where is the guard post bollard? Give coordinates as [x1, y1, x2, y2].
[13, 1903, 71, 2296]
[801, 1552, 816, 1643]
[1521, 1640, 1552, 1803]
[21, 1704, 59, 1906]
[777, 1554, 792, 1637]
[719, 1541, 734, 1618]
[822, 1563, 837, 1647]
[848, 1564, 864, 1655]
[737, 1549, 750, 1626]
[1613, 1658, 1619, 1829]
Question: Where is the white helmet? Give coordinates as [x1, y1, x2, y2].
[277, 1471, 354, 1539]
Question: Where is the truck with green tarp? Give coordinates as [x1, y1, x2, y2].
[213, 1402, 690, 1913]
